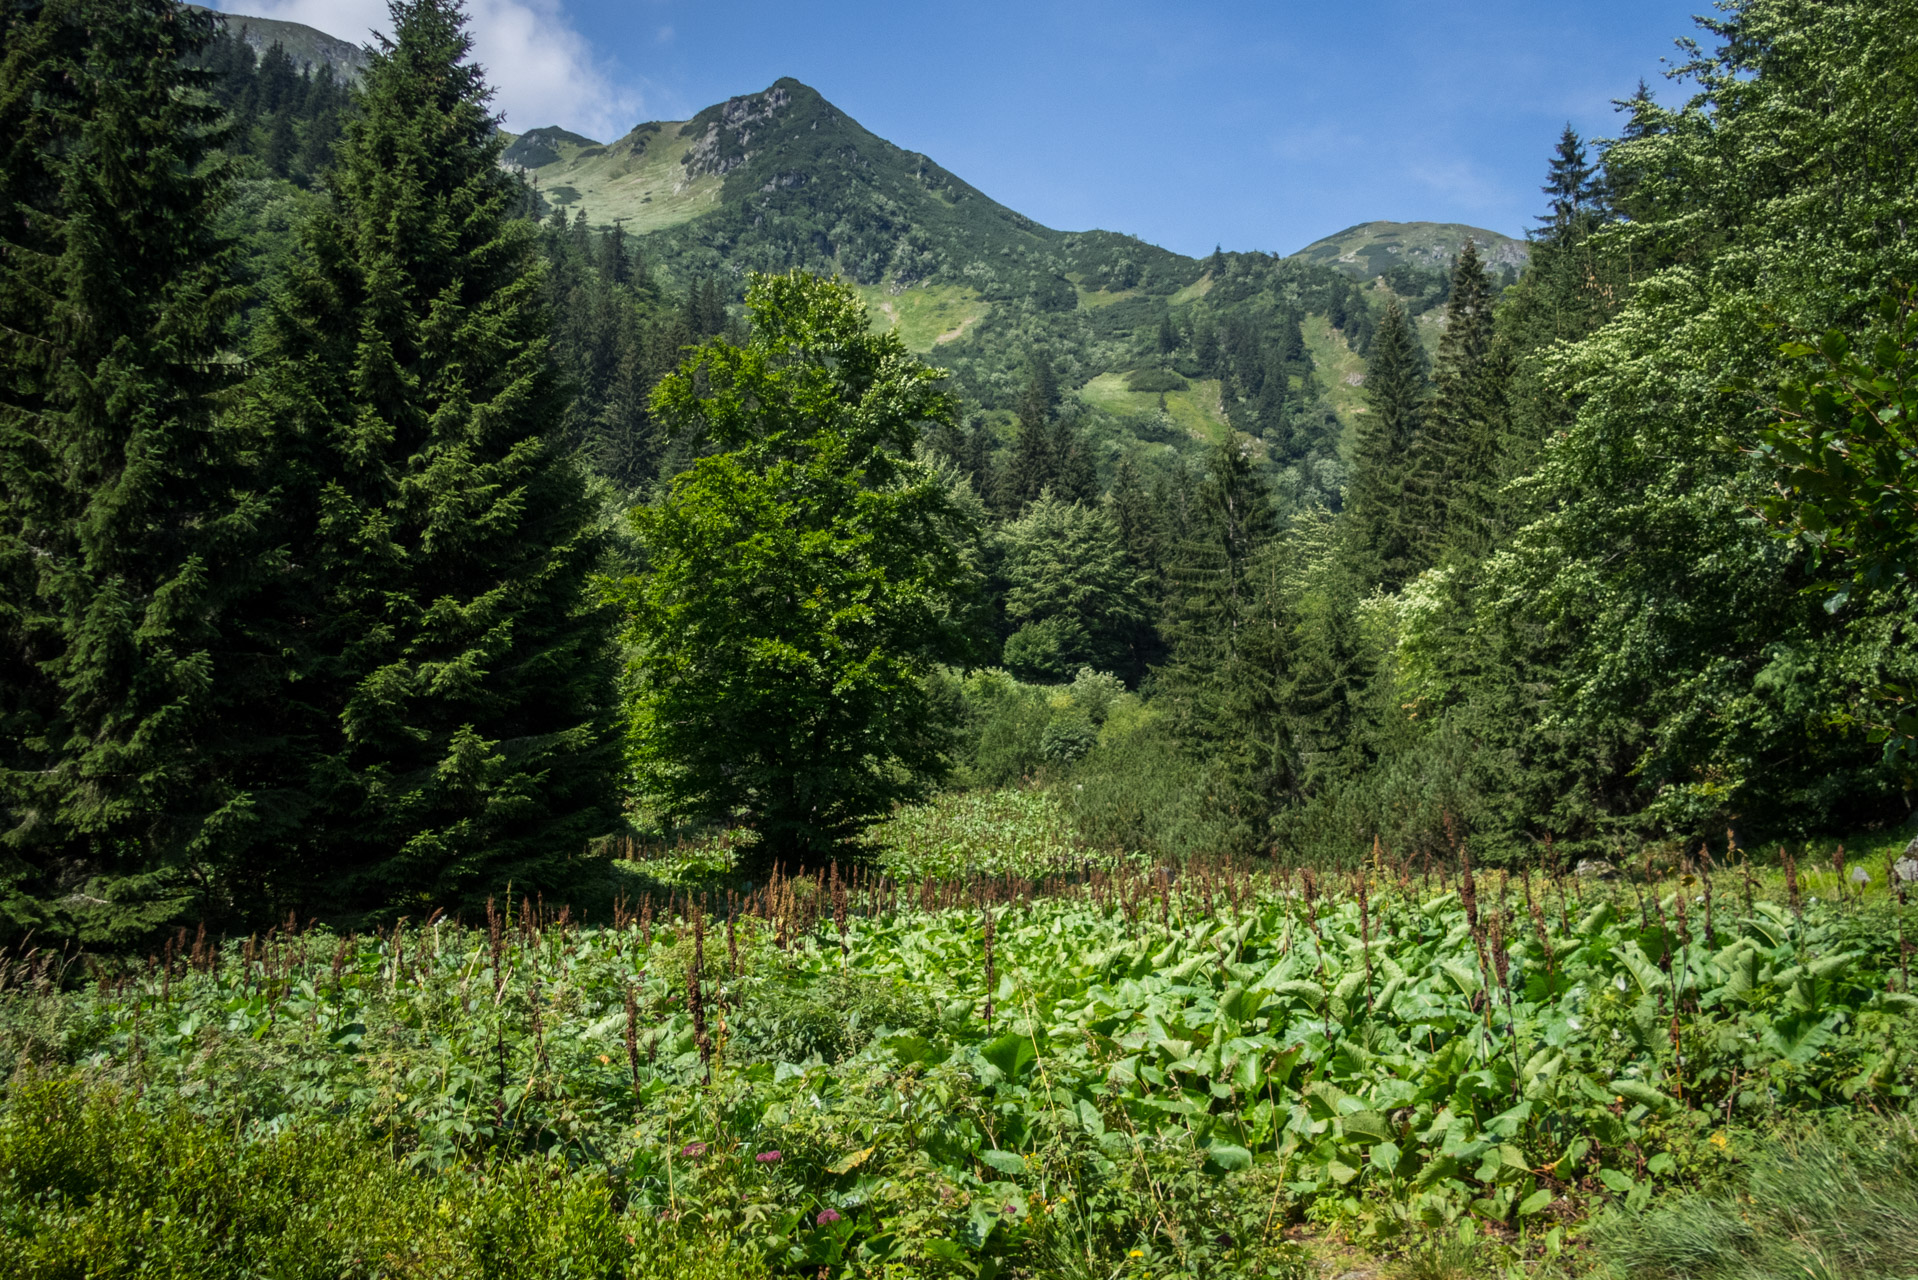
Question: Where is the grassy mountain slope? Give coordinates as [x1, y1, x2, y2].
[1294, 219, 1527, 277]
[208, 15, 1471, 504]
[196, 7, 370, 78]
[516, 79, 1201, 310]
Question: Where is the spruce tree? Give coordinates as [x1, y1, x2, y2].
[960, 414, 997, 503]
[1408, 239, 1503, 563]
[1162, 439, 1279, 694]
[1001, 353, 1060, 511]
[1050, 416, 1098, 504]
[1106, 457, 1166, 676]
[599, 221, 631, 285]
[250, 0, 621, 913]
[0, 0, 257, 942]
[1344, 299, 1427, 589]
[1160, 440, 1286, 851]
[1537, 125, 1598, 244]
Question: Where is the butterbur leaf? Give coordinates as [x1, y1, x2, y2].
[1205, 1142, 1253, 1172]
[1609, 1079, 1677, 1113]
[981, 1032, 1036, 1080]
[1597, 1167, 1636, 1195]
[1340, 1110, 1393, 1145]
[1517, 1188, 1553, 1218]
[978, 1149, 1024, 1176]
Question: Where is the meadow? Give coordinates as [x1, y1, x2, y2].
[4, 793, 1915, 1279]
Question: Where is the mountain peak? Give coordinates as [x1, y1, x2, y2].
[1294, 221, 1529, 277]
[194, 7, 370, 79]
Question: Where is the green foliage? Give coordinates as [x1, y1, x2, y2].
[1062, 700, 1228, 859]
[1758, 294, 1918, 606]
[4, 868, 1911, 1277]
[620, 272, 982, 861]
[859, 786, 1123, 880]
[0, 1077, 762, 1279]
[1594, 1116, 1918, 1280]
[942, 666, 1130, 789]
[1000, 492, 1151, 682]
[1261, 0, 1918, 864]
[246, 0, 622, 915]
[0, 0, 254, 944]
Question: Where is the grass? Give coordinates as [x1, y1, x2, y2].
[1074, 284, 1141, 310]
[1169, 274, 1216, 305]
[1592, 1117, 1918, 1280]
[1300, 312, 1369, 438]
[1077, 372, 1228, 443]
[521, 120, 727, 232]
[854, 282, 990, 353]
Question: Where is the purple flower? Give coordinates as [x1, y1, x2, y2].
[817, 1209, 842, 1225]
[756, 1150, 783, 1164]
[680, 1142, 707, 1158]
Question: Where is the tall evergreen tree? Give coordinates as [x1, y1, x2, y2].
[1049, 416, 1098, 504]
[1537, 125, 1598, 244]
[249, 0, 621, 913]
[1162, 439, 1279, 691]
[1001, 353, 1060, 511]
[1160, 440, 1285, 851]
[1344, 299, 1427, 589]
[0, 0, 256, 942]
[1410, 240, 1504, 562]
[599, 221, 631, 285]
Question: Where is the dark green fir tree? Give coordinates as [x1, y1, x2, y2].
[1410, 239, 1504, 562]
[249, 0, 621, 915]
[1001, 353, 1060, 511]
[1344, 299, 1427, 589]
[0, 0, 257, 943]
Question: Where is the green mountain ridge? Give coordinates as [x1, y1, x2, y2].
[1294, 219, 1528, 277]
[212, 17, 1508, 514]
[193, 6, 370, 78]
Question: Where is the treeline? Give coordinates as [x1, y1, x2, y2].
[962, 0, 1918, 866]
[8, 0, 1913, 948]
[0, 0, 621, 943]
[188, 20, 351, 186]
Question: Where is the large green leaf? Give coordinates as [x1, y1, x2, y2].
[981, 1033, 1036, 1080]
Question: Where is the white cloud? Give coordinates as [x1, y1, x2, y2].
[210, 0, 642, 142]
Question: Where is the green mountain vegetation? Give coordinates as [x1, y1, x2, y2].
[188, 4, 370, 77]
[1294, 219, 1529, 278]
[5, 1, 1918, 1277]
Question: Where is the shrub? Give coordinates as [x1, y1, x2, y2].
[0, 1076, 764, 1280]
[1064, 700, 1229, 858]
[1125, 368, 1189, 393]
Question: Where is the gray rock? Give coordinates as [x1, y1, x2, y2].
[1576, 858, 1620, 880]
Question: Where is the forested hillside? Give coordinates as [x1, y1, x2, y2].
[6, 2, 1918, 1278]
[4, 0, 1916, 933]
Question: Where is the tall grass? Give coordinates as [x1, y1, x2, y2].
[1594, 1117, 1918, 1280]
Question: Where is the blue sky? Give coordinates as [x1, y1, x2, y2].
[220, 0, 1714, 257]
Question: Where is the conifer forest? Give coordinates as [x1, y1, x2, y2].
[3, 1, 1918, 1276]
